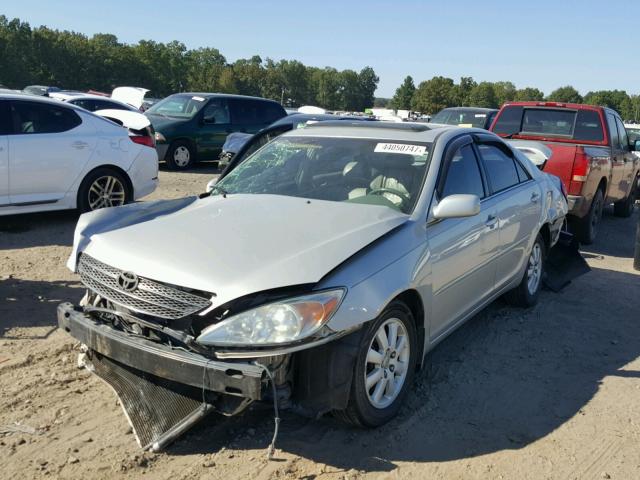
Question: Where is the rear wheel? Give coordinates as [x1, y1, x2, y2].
[77, 168, 130, 213]
[576, 188, 604, 245]
[166, 140, 195, 170]
[505, 233, 545, 307]
[333, 301, 417, 427]
[613, 176, 637, 218]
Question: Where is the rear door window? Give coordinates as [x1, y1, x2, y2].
[477, 144, 520, 193]
[259, 102, 286, 124]
[11, 101, 82, 134]
[606, 113, 621, 149]
[615, 117, 628, 148]
[0, 101, 12, 134]
[203, 99, 230, 124]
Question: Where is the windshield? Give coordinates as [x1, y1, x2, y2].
[146, 94, 207, 118]
[213, 136, 432, 214]
[431, 109, 488, 128]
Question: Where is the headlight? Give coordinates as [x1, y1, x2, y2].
[196, 289, 345, 347]
[155, 132, 166, 142]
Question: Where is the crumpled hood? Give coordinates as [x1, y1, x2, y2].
[74, 195, 408, 310]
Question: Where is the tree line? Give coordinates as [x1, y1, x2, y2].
[0, 16, 378, 111]
[2, 16, 639, 119]
[388, 75, 640, 120]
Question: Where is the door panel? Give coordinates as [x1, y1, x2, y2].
[428, 139, 500, 339]
[607, 113, 626, 201]
[615, 117, 636, 198]
[429, 200, 500, 339]
[8, 101, 96, 205]
[493, 183, 541, 289]
[198, 99, 231, 159]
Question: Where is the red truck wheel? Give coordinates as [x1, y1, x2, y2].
[577, 189, 604, 245]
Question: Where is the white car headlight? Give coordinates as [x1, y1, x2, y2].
[155, 132, 166, 142]
[196, 289, 345, 347]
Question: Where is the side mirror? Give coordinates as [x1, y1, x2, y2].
[433, 194, 481, 219]
[633, 139, 640, 152]
[205, 178, 217, 193]
[202, 116, 216, 125]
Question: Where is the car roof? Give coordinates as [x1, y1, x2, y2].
[168, 92, 281, 103]
[283, 121, 464, 142]
[0, 93, 90, 111]
[439, 107, 498, 113]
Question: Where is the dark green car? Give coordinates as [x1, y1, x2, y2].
[146, 93, 286, 170]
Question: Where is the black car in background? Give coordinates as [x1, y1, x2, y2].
[430, 107, 498, 130]
[217, 113, 374, 177]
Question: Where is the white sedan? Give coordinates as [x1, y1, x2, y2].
[0, 94, 158, 215]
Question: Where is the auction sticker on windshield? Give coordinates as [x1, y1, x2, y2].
[374, 143, 427, 155]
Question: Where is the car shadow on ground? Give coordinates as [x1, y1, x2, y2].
[0, 210, 78, 250]
[158, 161, 222, 175]
[0, 278, 83, 339]
[166, 211, 640, 472]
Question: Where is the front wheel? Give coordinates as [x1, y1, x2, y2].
[576, 188, 604, 245]
[613, 177, 637, 218]
[505, 233, 545, 307]
[333, 301, 417, 427]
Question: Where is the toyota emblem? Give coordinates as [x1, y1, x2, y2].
[117, 271, 139, 292]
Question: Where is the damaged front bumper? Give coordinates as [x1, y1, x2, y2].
[57, 302, 265, 450]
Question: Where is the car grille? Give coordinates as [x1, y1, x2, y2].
[78, 254, 212, 319]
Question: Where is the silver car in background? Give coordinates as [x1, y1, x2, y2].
[58, 122, 567, 450]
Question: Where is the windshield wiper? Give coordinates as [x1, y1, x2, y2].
[210, 185, 228, 198]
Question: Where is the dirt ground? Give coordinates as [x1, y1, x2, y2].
[1, 164, 639, 480]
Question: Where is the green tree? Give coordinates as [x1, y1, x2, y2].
[357, 66, 379, 111]
[411, 76, 455, 113]
[390, 75, 415, 110]
[514, 87, 544, 101]
[493, 81, 516, 107]
[584, 90, 633, 119]
[547, 86, 583, 103]
[185, 47, 226, 93]
[467, 82, 498, 108]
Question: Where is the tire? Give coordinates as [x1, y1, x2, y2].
[505, 233, 545, 308]
[576, 188, 604, 245]
[333, 301, 418, 427]
[166, 140, 195, 170]
[613, 177, 637, 218]
[77, 167, 131, 213]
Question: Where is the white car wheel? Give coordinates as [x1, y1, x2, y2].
[88, 175, 126, 210]
[173, 146, 191, 168]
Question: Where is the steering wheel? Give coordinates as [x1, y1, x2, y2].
[368, 187, 410, 205]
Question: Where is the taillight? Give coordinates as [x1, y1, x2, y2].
[568, 147, 590, 195]
[129, 134, 155, 148]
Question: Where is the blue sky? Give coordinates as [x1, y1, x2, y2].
[2, 0, 638, 97]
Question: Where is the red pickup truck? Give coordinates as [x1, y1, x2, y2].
[491, 102, 640, 243]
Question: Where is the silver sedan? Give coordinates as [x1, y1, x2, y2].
[59, 122, 567, 449]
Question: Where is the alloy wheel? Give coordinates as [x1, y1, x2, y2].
[88, 175, 126, 210]
[173, 146, 191, 167]
[364, 318, 410, 409]
[527, 242, 543, 295]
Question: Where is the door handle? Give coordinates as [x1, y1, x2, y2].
[72, 141, 89, 149]
[531, 192, 540, 203]
[485, 214, 498, 229]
